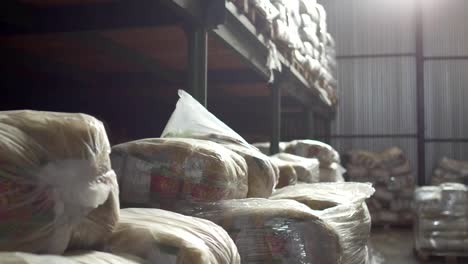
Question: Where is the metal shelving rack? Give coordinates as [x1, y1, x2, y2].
[1, 0, 335, 151]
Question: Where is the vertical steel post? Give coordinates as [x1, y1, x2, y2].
[415, 0, 426, 186]
[187, 26, 208, 107]
[307, 109, 315, 139]
[270, 81, 281, 154]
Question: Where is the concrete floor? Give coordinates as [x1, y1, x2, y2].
[369, 228, 468, 264]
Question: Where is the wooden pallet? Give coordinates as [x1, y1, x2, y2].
[415, 249, 468, 264]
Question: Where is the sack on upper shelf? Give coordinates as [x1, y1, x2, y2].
[0, 110, 118, 254]
[0, 251, 146, 264]
[270, 153, 320, 183]
[161, 90, 278, 198]
[270, 183, 375, 264]
[108, 208, 240, 264]
[177, 198, 342, 264]
[111, 138, 248, 209]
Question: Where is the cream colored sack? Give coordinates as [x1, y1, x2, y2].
[108, 208, 240, 264]
[0, 110, 117, 254]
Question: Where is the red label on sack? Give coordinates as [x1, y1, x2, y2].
[150, 175, 181, 198]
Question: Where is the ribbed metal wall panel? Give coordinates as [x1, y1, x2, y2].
[425, 60, 468, 139]
[426, 142, 468, 183]
[331, 138, 418, 178]
[332, 57, 417, 135]
[422, 0, 468, 56]
[320, 0, 416, 56]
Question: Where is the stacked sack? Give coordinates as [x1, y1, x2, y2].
[177, 198, 342, 264]
[432, 157, 468, 185]
[270, 182, 375, 264]
[0, 110, 242, 264]
[270, 153, 320, 185]
[285, 139, 346, 182]
[344, 147, 415, 226]
[414, 183, 468, 255]
[0, 110, 119, 254]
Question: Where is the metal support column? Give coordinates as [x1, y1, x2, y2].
[415, 0, 426, 186]
[270, 81, 281, 154]
[187, 26, 208, 107]
[306, 109, 315, 139]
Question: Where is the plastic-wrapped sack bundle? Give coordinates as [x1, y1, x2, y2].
[284, 139, 340, 166]
[252, 142, 287, 155]
[0, 110, 118, 254]
[161, 90, 277, 198]
[178, 198, 341, 264]
[250, 0, 280, 22]
[270, 183, 375, 264]
[108, 208, 240, 264]
[270, 153, 319, 183]
[269, 156, 298, 188]
[432, 157, 468, 185]
[111, 138, 248, 209]
[414, 183, 468, 254]
[0, 251, 146, 264]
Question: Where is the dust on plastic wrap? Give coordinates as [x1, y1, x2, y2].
[414, 183, 468, 254]
[177, 198, 342, 264]
[0, 110, 117, 254]
[270, 182, 375, 264]
[108, 208, 240, 264]
[111, 137, 248, 209]
[161, 90, 278, 198]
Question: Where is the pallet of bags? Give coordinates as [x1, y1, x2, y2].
[270, 182, 375, 264]
[177, 198, 342, 264]
[0, 251, 146, 264]
[0, 111, 119, 254]
[284, 139, 346, 182]
[108, 208, 240, 264]
[432, 157, 468, 185]
[270, 153, 320, 183]
[414, 183, 468, 257]
[159, 90, 279, 198]
[344, 147, 415, 226]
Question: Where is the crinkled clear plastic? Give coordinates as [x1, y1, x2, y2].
[344, 147, 414, 226]
[250, 0, 280, 21]
[0, 110, 118, 254]
[414, 183, 468, 254]
[319, 162, 346, 182]
[432, 157, 468, 185]
[108, 208, 240, 264]
[284, 139, 340, 166]
[177, 198, 342, 264]
[270, 183, 375, 264]
[252, 142, 287, 155]
[161, 90, 278, 198]
[111, 138, 248, 209]
[270, 153, 320, 183]
[0, 251, 146, 264]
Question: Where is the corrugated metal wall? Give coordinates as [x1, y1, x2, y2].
[320, 0, 468, 184]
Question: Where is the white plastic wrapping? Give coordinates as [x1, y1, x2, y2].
[250, 0, 280, 22]
[161, 90, 278, 198]
[271, 183, 375, 264]
[111, 138, 248, 209]
[284, 139, 340, 166]
[177, 198, 342, 264]
[270, 153, 320, 183]
[269, 156, 298, 188]
[0, 110, 117, 254]
[108, 208, 240, 264]
[252, 142, 287, 155]
[0, 251, 146, 264]
[414, 183, 468, 254]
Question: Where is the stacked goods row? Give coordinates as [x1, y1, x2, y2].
[0, 91, 370, 264]
[0, 110, 241, 264]
[414, 183, 468, 256]
[432, 157, 468, 185]
[230, 0, 338, 106]
[254, 140, 346, 183]
[344, 148, 415, 226]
